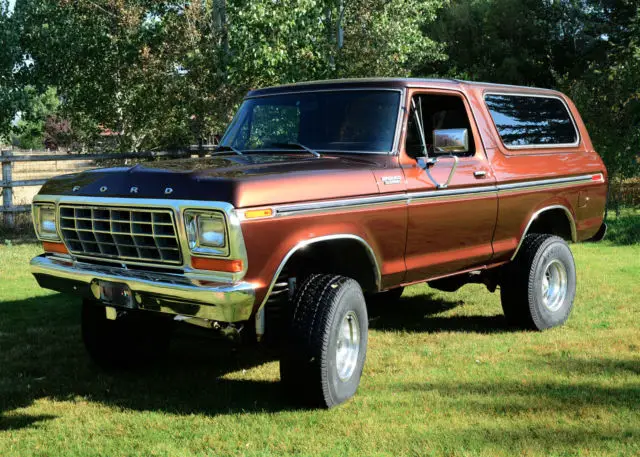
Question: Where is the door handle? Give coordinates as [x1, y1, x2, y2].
[473, 170, 487, 178]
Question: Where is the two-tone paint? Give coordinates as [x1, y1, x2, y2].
[32, 78, 608, 326]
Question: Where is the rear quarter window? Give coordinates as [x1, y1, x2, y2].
[485, 94, 579, 149]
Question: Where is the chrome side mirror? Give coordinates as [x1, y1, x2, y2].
[433, 128, 469, 155]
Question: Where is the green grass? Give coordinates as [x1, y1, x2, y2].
[0, 241, 639, 457]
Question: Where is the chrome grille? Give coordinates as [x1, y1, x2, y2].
[59, 205, 182, 265]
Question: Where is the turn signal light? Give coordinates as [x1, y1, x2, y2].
[244, 208, 273, 219]
[42, 241, 69, 255]
[191, 257, 244, 273]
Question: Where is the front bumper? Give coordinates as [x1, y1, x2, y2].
[30, 255, 256, 322]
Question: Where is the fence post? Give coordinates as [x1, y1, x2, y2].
[1, 150, 14, 227]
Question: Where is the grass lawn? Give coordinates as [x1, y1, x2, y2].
[0, 237, 639, 456]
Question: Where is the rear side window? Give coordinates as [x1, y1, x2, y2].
[485, 94, 578, 148]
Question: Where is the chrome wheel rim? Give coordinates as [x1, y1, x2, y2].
[336, 311, 360, 381]
[541, 259, 568, 312]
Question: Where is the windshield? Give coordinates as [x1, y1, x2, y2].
[220, 90, 401, 154]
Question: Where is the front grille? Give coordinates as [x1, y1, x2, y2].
[59, 205, 182, 265]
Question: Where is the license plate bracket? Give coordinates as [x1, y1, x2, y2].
[98, 281, 134, 308]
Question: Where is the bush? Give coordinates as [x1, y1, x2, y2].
[605, 209, 640, 245]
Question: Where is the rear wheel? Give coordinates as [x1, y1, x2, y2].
[280, 274, 368, 408]
[500, 234, 576, 330]
[81, 300, 173, 369]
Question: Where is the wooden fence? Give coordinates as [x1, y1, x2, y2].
[0, 149, 195, 226]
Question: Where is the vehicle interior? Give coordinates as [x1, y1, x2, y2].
[405, 94, 476, 158]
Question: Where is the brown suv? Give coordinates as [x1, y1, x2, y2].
[30, 78, 608, 408]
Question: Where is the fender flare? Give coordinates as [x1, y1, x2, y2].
[254, 234, 381, 339]
[511, 204, 577, 260]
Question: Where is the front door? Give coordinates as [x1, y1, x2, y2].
[401, 89, 498, 283]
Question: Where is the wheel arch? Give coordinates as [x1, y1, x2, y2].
[270, 234, 381, 297]
[254, 234, 381, 341]
[511, 205, 577, 261]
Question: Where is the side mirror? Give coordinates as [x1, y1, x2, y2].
[433, 128, 469, 155]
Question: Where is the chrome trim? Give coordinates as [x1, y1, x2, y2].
[496, 174, 594, 193]
[32, 203, 61, 241]
[433, 128, 469, 154]
[254, 234, 382, 335]
[484, 92, 581, 150]
[244, 87, 404, 99]
[422, 155, 460, 190]
[30, 255, 256, 322]
[511, 205, 577, 261]
[259, 174, 596, 218]
[238, 174, 600, 220]
[183, 209, 230, 257]
[246, 77, 457, 94]
[33, 195, 249, 284]
[274, 193, 407, 217]
[410, 186, 497, 203]
[58, 204, 182, 266]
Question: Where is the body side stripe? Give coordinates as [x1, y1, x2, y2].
[256, 174, 597, 218]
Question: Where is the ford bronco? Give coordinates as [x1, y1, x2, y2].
[30, 78, 608, 408]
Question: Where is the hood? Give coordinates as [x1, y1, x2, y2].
[39, 153, 393, 207]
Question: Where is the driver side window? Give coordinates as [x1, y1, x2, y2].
[405, 94, 476, 158]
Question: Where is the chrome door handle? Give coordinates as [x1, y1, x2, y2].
[473, 170, 487, 178]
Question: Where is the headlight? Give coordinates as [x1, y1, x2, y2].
[33, 204, 59, 240]
[184, 210, 228, 255]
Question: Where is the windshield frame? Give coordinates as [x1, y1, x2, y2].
[219, 88, 406, 155]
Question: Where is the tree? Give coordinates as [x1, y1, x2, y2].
[14, 0, 446, 152]
[0, 0, 20, 141]
[12, 86, 59, 149]
[424, 0, 640, 190]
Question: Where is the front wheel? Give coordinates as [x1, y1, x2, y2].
[500, 234, 576, 330]
[280, 274, 368, 408]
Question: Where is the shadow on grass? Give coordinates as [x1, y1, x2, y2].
[0, 293, 290, 427]
[0, 289, 517, 428]
[367, 292, 512, 334]
[4, 289, 634, 438]
[602, 209, 640, 245]
[0, 414, 56, 431]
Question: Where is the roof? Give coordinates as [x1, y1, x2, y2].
[245, 77, 562, 98]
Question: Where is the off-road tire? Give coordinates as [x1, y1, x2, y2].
[280, 274, 368, 408]
[500, 234, 576, 330]
[81, 300, 173, 370]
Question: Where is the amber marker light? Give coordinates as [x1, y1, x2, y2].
[191, 257, 244, 273]
[244, 208, 273, 219]
[42, 241, 69, 255]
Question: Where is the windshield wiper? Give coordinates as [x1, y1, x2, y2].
[212, 145, 243, 156]
[266, 142, 321, 158]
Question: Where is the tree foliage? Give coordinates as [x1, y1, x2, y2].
[424, 0, 640, 182]
[2, 0, 639, 187]
[12, 0, 444, 151]
[0, 0, 21, 140]
[12, 86, 59, 149]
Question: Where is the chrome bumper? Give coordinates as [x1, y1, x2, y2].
[30, 255, 256, 322]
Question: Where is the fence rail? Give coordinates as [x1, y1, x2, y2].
[0, 149, 196, 226]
